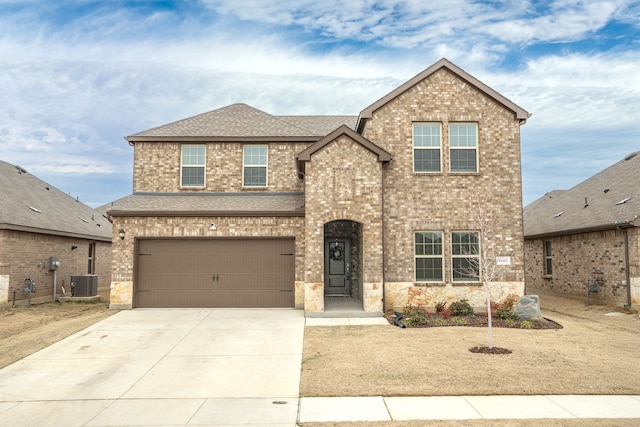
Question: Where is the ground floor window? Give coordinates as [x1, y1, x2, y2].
[451, 231, 480, 282]
[415, 231, 443, 282]
[544, 240, 553, 275]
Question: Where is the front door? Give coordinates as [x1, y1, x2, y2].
[324, 238, 351, 296]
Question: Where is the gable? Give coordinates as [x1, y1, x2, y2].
[296, 125, 392, 176]
[356, 58, 530, 133]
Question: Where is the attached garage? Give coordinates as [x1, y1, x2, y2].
[135, 238, 295, 308]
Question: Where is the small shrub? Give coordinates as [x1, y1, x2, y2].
[503, 294, 519, 310]
[450, 299, 474, 316]
[520, 320, 533, 329]
[432, 318, 446, 326]
[453, 317, 467, 325]
[403, 305, 430, 326]
[434, 300, 447, 313]
[496, 307, 519, 321]
[505, 318, 516, 327]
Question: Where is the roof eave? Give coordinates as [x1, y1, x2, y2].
[108, 210, 305, 217]
[0, 223, 112, 242]
[125, 135, 322, 143]
[524, 222, 636, 240]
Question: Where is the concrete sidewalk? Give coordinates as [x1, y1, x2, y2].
[299, 395, 640, 423]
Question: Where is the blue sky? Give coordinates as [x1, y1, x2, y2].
[0, 0, 638, 208]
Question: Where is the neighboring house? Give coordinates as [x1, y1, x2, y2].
[524, 152, 640, 307]
[0, 160, 112, 306]
[108, 58, 530, 314]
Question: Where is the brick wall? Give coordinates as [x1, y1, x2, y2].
[133, 142, 309, 193]
[0, 230, 111, 305]
[303, 134, 384, 312]
[524, 228, 640, 305]
[361, 68, 526, 310]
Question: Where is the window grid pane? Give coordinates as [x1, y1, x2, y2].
[243, 145, 267, 187]
[181, 145, 205, 187]
[451, 149, 477, 172]
[243, 167, 267, 186]
[450, 124, 477, 172]
[415, 232, 443, 281]
[413, 124, 441, 173]
[452, 232, 480, 282]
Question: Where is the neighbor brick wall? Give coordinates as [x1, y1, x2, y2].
[110, 215, 305, 308]
[133, 142, 310, 193]
[524, 228, 640, 305]
[361, 68, 526, 309]
[0, 230, 111, 305]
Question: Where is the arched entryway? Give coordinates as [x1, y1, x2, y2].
[324, 220, 363, 312]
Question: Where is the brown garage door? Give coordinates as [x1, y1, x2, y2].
[135, 238, 295, 308]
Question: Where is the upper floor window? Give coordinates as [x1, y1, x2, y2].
[181, 145, 205, 187]
[544, 240, 553, 276]
[243, 145, 267, 187]
[452, 231, 480, 282]
[413, 123, 441, 172]
[449, 123, 478, 173]
[415, 231, 443, 282]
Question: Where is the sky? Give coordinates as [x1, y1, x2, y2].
[0, 0, 639, 208]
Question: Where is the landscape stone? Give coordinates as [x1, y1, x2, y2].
[515, 295, 541, 320]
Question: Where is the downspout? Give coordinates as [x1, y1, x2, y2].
[381, 160, 388, 311]
[623, 228, 631, 307]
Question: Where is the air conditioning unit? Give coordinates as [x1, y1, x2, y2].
[71, 275, 98, 297]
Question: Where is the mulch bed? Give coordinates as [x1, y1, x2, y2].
[384, 310, 563, 330]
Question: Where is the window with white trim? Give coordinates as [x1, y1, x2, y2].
[415, 231, 443, 282]
[181, 145, 205, 187]
[243, 145, 267, 187]
[449, 123, 478, 172]
[452, 231, 480, 282]
[87, 242, 95, 274]
[413, 123, 441, 172]
[544, 240, 553, 275]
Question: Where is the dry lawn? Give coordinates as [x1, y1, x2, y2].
[301, 295, 640, 397]
[0, 299, 115, 368]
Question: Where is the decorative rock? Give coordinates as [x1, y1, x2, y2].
[515, 295, 541, 320]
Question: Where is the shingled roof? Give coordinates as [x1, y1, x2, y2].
[126, 103, 357, 142]
[524, 152, 640, 238]
[0, 160, 112, 241]
[107, 192, 305, 217]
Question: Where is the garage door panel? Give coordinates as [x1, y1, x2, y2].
[135, 238, 295, 308]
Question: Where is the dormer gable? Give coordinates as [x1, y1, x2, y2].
[296, 125, 393, 177]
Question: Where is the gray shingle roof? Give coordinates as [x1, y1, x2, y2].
[278, 115, 357, 135]
[524, 152, 640, 238]
[107, 192, 305, 216]
[0, 160, 112, 240]
[127, 103, 356, 140]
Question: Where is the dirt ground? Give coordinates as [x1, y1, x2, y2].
[301, 294, 640, 397]
[0, 298, 115, 369]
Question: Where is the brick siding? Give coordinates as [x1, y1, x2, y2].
[0, 230, 110, 305]
[525, 228, 640, 305]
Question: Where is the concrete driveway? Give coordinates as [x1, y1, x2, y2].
[0, 308, 305, 427]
